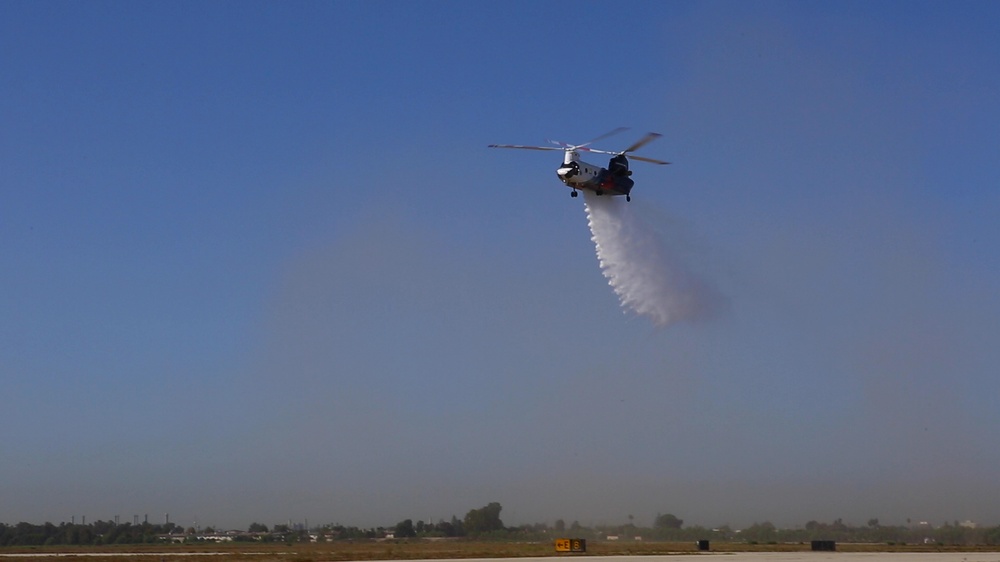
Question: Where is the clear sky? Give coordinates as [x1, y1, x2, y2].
[2, 1, 999, 531]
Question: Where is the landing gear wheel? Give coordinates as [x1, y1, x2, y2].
[626, 195, 631, 202]
[595, 190, 603, 196]
[570, 190, 578, 198]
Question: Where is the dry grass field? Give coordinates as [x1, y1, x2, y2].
[1, 540, 999, 562]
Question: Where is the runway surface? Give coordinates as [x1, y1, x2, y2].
[364, 555, 1000, 562]
[2, 554, 999, 561]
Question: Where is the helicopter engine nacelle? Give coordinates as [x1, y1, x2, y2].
[608, 154, 631, 177]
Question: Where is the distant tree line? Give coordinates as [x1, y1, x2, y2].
[5, 504, 1000, 546]
[0, 520, 180, 546]
[567, 515, 1000, 546]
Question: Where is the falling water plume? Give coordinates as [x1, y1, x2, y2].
[583, 191, 724, 327]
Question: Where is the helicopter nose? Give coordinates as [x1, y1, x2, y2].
[557, 166, 574, 178]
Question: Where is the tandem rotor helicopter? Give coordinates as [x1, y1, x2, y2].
[489, 127, 669, 201]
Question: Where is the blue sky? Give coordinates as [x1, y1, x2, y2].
[2, 1, 999, 530]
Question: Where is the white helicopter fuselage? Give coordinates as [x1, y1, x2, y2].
[555, 151, 604, 188]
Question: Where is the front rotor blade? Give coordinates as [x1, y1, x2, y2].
[622, 132, 663, 154]
[577, 147, 616, 156]
[488, 144, 563, 151]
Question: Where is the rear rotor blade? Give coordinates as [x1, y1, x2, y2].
[581, 132, 665, 156]
[628, 154, 670, 165]
[622, 132, 663, 154]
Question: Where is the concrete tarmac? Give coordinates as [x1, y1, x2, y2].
[379, 555, 1000, 562]
[3, 554, 1000, 562]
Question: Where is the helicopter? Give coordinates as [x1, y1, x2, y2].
[489, 127, 669, 201]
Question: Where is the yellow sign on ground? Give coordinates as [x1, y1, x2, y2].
[555, 538, 586, 553]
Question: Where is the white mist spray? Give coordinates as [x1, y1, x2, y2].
[583, 191, 724, 327]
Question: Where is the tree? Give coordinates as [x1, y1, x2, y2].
[654, 513, 684, 529]
[463, 502, 504, 535]
[249, 522, 269, 533]
[394, 519, 416, 538]
[742, 521, 776, 543]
